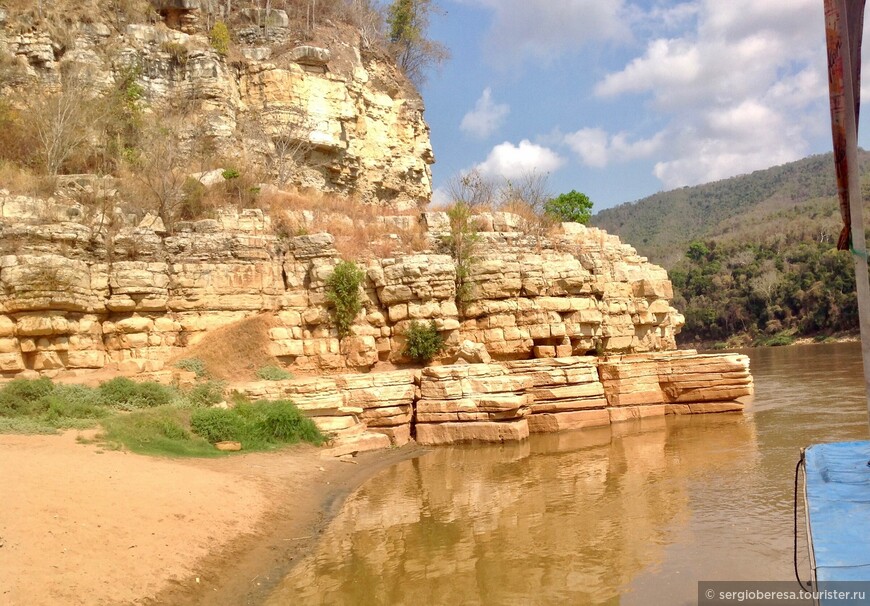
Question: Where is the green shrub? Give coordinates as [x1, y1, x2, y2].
[325, 260, 365, 339]
[190, 408, 244, 443]
[256, 365, 293, 381]
[761, 333, 795, 347]
[257, 399, 323, 444]
[209, 21, 231, 56]
[0, 377, 55, 414]
[221, 168, 240, 181]
[134, 382, 173, 407]
[544, 190, 593, 224]
[99, 377, 138, 405]
[0, 380, 109, 430]
[99, 377, 172, 409]
[190, 399, 323, 447]
[403, 320, 444, 363]
[175, 357, 208, 378]
[184, 381, 225, 408]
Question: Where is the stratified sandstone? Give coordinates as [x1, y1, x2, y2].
[0, 200, 685, 377]
[229, 349, 752, 451]
[503, 357, 610, 433]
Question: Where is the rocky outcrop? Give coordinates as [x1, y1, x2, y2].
[505, 357, 610, 433]
[0, 195, 684, 377]
[599, 351, 753, 418]
[0, 8, 432, 207]
[415, 364, 533, 445]
[233, 350, 753, 450]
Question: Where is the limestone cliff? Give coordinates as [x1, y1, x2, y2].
[0, 194, 684, 377]
[0, 1, 433, 207]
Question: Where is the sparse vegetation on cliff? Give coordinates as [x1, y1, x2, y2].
[0, 0, 440, 223]
[386, 0, 449, 86]
[256, 365, 293, 380]
[443, 200, 481, 309]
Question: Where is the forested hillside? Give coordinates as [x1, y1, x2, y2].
[593, 151, 870, 346]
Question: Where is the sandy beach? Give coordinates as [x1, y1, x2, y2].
[0, 430, 423, 606]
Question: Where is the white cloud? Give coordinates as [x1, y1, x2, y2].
[431, 186, 451, 208]
[460, 0, 632, 67]
[460, 88, 510, 139]
[594, 38, 701, 98]
[564, 128, 663, 168]
[563, 128, 609, 168]
[589, 0, 828, 187]
[654, 100, 806, 188]
[475, 140, 565, 179]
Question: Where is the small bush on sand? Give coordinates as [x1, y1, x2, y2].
[183, 381, 225, 408]
[190, 399, 324, 447]
[258, 399, 322, 443]
[0, 379, 109, 430]
[99, 377, 172, 409]
[190, 407, 245, 443]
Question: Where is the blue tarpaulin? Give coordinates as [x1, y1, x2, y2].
[805, 441, 870, 592]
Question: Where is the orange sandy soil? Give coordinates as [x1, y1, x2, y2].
[0, 430, 423, 606]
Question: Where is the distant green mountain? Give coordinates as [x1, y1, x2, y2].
[592, 151, 870, 346]
[591, 151, 870, 268]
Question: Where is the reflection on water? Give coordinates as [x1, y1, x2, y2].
[268, 343, 870, 605]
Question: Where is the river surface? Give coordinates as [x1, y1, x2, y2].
[266, 343, 870, 605]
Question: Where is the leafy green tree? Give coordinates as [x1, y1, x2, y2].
[386, 0, 448, 86]
[326, 261, 365, 339]
[544, 190, 593, 224]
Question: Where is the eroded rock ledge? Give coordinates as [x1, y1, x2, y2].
[237, 351, 753, 451]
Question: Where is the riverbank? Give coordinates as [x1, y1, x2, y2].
[0, 430, 425, 606]
[685, 330, 860, 351]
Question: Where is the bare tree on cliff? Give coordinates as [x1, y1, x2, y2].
[26, 72, 107, 177]
[386, 0, 448, 87]
[126, 118, 189, 228]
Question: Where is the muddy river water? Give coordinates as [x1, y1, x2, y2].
[266, 343, 870, 605]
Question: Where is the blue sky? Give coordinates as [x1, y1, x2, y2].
[418, 0, 869, 212]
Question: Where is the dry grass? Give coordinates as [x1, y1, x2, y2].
[259, 188, 430, 259]
[1, 0, 156, 34]
[501, 199, 559, 243]
[171, 313, 282, 382]
[0, 162, 56, 198]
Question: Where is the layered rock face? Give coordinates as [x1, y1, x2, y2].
[0, 196, 684, 377]
[235, 351, 753, 449]
[0, 5, 433, 207]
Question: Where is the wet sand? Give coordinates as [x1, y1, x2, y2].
[0, 430, 424, 605]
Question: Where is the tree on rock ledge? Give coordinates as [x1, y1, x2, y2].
[544, 190, 594, 225]
[387, 0, 449, 86]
